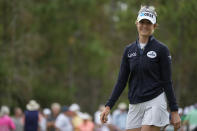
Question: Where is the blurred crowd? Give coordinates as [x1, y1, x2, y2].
[165, 103, 197, 131]
[0, 100, 127, 131]
[0, 100, 197, 131]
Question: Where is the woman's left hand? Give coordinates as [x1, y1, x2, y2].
[170, 111, 181, 130]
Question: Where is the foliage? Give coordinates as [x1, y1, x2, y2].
[0, 0, 197, 113]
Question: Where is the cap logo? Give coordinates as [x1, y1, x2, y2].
[140, 13, 145, 16]
[140, 12, 153, 18]
[147, 51, 157, 58]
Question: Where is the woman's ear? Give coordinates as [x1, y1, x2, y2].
[135, 20, 138, 25]
[154, 23, 158, 28]
[135, 21, 138, 27]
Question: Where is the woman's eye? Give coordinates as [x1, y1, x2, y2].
[140, 21, 152, 25]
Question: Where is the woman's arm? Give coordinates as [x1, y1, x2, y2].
[101, 47, 130, 123]
[105, 47, 130, 109]
[159, 45, 181, 129]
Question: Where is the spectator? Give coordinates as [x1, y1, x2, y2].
[24, 100, 40, 131]
[112, 102, 127, 130]
[55, 106, 73, 131]
[78, 113, 94, 131]
[183, 104, 197, 131]
[12, 107, 23, 131]
[69, 103, 83, 131]
[47, 102, 61, 131]
[0, 105, 16, 131]
[40, 108, 51, 131]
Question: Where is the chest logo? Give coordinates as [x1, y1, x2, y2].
[147, 51, 157, 58]
[128, 52, 137, 58]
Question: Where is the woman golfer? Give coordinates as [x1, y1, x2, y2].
[100, 5, 181, 131]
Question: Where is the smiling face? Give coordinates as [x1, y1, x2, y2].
[136, 19, 156, 37]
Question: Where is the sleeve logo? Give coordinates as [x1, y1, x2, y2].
[168, 55, 172, 60]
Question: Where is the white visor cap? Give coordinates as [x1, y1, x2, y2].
[137, 11, 156, 24]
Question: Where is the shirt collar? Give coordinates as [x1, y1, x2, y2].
[136, 35, 154, 48]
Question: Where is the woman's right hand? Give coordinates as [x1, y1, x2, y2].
[100, 106, 110, 123]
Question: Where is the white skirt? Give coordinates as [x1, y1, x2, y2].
[126, 92, 170, 129]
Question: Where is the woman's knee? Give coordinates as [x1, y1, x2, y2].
[141, 125, 160, 131]
[126, 128, 141, 131]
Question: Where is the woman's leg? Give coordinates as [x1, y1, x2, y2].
[126, 127, 141, 131]
[141, 125, 160, 131]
